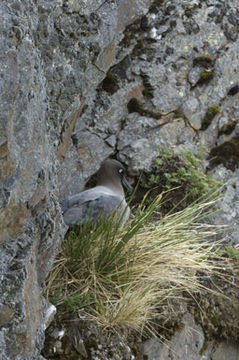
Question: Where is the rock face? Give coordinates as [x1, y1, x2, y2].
[0, 0, 239, 359]
[143, 313, 239, 360]
[0, 1, 65, 358]
[0, 0, 153, 359]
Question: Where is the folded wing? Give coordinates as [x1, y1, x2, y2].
[62, 194, 124, 226]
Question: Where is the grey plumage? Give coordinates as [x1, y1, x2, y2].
[60, 159, 132, 226]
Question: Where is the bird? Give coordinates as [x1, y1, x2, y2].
[60, 159, 132, 227]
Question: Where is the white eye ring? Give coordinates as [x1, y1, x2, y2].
[119, 168, 123, 174]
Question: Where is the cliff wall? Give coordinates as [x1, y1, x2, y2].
[0, 0, 239, 358]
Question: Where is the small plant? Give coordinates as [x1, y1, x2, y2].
[45, 190, 231, 334]
[174, 149, 220, 196]
[224, 245, 239, 262]
[50, 289, 62, 305]
[64, 293, 91, 312]
[143, 173, 160, 189]
[139, 147, 221, 206]
[155, 157, 163, 167]
[157, 147, 175, 161]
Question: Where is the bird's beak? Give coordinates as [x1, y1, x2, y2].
[122, 175, 133, 194]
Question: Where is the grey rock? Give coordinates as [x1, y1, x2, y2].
[209, 166, 239, 245]
[42, 298, 56, 330]
[143, 314, 239, 360]
[212, 343, 239, 360]
[181, 96, 201, 129]
[143, 313, 213, 360]
[117, 113, 194, 174]
[58, 129, 113, 198]
[0, 0, 155, 358]
[105, 135, 117, 148]
[1, 0, 239, 358]
[187, 67, 203, 87]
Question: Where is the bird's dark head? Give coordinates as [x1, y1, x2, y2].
[97, 159, 133, 194]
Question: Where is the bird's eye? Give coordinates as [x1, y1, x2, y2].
[118, 168, 124, 174]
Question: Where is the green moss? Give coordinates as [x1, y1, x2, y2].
[162, 149, 221, 197]
[142, 174, 160, 189]
[200, 71, 213, 80]
[201, 106, 219, 130]
[199, 340, 209, 355]
[64, 293, 91, 312]
[50, 289, 62, 305]
[196, 70, 214, 86]
[224, 246, 239, 261]
[135, 147, 221, 214]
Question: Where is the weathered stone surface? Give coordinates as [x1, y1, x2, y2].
[0, 1, 65, 358]
[1, 0, 239, 358]
[117, 113, 195, 174]
[60, 0, 238, 191]
[64, 0, 239, 247]
[143, 314, 239, 360]
[212, 342, 239, 360]
[143, 313, 210, 360]
[58, 129, 113, 198]
[0, 0, 156, 358]
[209, 166, 239, 245]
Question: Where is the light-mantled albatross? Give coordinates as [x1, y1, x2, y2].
[60, 159, 132, 226]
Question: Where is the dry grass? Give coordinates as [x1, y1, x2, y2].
[45, 191, 232, 334]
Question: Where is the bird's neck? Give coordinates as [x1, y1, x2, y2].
[96, 180, 124, 197]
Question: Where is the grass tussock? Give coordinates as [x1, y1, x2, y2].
[45, 191, 233, 334]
